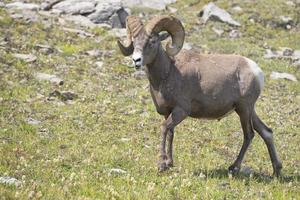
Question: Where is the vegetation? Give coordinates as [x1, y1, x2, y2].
[0, 0, 299, 199]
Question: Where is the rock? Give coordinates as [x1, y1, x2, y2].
[48, 90, 78, 101]
[86, 49, 101, 57]
[270, 71, 297, 82]
[167, 7, 178, 13]
[183, 43, 192, 50]
[282, 47, 294, 56]
[12, 53, 37, 63]
[109, 28, 127, 37]
[198, 2, 241, 26]
[9, 10, 40, 23]
[40, 0, 63, 11]
[109, 168, 126, 175]
[240, 166, 253, 175]
[212, 27, 224, 36]
[111, 8, 129, 28]
[232, 5, 242, 13]
[88, 1, 128, 28]
[286, 1, 295, 6]
[123, 0, 176, 10]
[95, 61, 104, 68]
[53, 0, 96, 15]
[61, 15, 98, 28]
[132, 70, 146, 80]
[6, 2, 40, 11]
[0, 2, 5, 7]
[34, 72, 64, 85]
[264, 48, 300, 61]
[34, 44, 54, 54]
[229, 29, 241, 38]
[27, 118, 41, 125]
[279, 16, 293, 29]
[62, 27, 94, 37]
[292, 60, 300, 71]
[0, 176, 21, 187]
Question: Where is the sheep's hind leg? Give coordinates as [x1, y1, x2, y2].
[252, 111, 282, 177]
[229, 108, 255, 175]
[158, 107, 187, 172]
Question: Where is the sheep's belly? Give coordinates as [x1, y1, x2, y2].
[189, 101, 235, 119]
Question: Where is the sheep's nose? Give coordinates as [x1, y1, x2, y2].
[132, 52, 142, 69]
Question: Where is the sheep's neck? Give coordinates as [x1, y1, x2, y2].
[146, 45, 171, 90]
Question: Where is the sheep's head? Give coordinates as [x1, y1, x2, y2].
[117, 15, 185, 69]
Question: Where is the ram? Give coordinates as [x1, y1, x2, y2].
[117, 15, 282, 176]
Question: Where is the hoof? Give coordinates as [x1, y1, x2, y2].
[166, 159, 173, 168]
[158, 162, 168, 172]
[273, 162, 283, 178]
[228, 165, 240, 175]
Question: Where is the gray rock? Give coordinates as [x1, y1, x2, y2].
[123, 0, 176, 10]
[264, 48, 300, 61]
[61, 15, 98, 28]
[95, 61, 104, 68]
[27, 118, 41, 125]
[48, 90, 78, 101]
[0, 176, 21, 187]
[232, 5, 242, 13]
[132, 70, 146, 80]
[35, 44, 54, 54]
[240, 166, 253, 175]
[229, 29, 241, 38]
[9, 10, 40, 23]
[286, 1, 295, 6]
[212, 27, 224, 36]
[40, 0, 63, 11]
[88, 1, 128, 28]
[12, 53, 37, 63]
[86, 49, 101, 57]
[167, 7, 178, 13]
[270, 71, 297, 82]
[62, 27, 94, 37]
[183, 43, 192, 50]
[53, 0, 96, 15]
[109, 28, 127, 37]
[198, 2, 241, 26]
[6, 2, 40, 11]
[109, 168, 126, 175]
[88, 0, 121, 23]
[34, 72, 64, 85]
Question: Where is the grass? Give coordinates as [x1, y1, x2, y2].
[0, 0, 300, 199]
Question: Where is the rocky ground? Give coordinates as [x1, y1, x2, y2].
[0, 0, 300, 199]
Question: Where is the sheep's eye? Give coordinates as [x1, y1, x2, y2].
[148, 38, 156, 46]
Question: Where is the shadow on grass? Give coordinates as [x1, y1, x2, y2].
[193, 168, 300, 184]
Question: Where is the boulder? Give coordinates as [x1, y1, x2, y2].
[270, 71, 297, 82]
[198, 2, 241, 26]
[122, 0, 176, 10]
[88, 0, 128, 28]
[6, 2, 40, 11]
[53, 0, 96, 15]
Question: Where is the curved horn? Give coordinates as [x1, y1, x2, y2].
[145, 16, 185, 56]
[117, 16, 144, 56]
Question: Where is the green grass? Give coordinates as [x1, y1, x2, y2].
[0, 0, 300, 199]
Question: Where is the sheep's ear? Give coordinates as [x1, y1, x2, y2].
[158, 32, 170, 41]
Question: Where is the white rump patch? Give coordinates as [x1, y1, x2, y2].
[244, 57, 264, 91]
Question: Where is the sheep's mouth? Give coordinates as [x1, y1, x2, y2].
[135, 65, 142, 70]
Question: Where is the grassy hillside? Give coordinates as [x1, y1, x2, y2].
[0, 0, 299, 199]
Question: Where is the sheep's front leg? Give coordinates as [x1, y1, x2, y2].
[166, 127, 174, 167]
[158, 107, 187, 172]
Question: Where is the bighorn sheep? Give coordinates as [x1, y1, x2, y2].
[117, 15, 282, 176]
